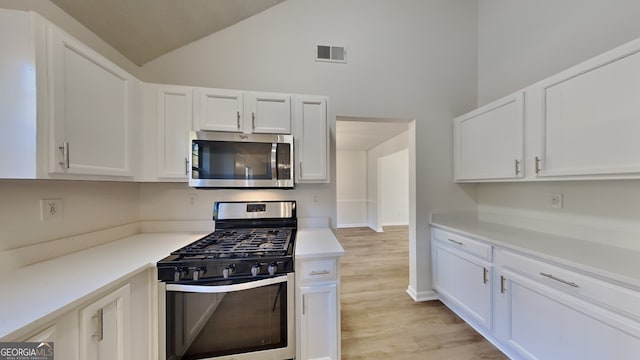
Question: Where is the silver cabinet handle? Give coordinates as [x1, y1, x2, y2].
[540, 272, 579, 288]
[309, 270, 330, 276]
[515, 159, 521, 175]
[302, 294, 306, 315]
[535, 156, 542, 174]
[448, 238, 463, 246]
[92, 308, 103, 341]
[237, 111, 240, 129]
[252, 112, 256, 130]
[500, 275, 506, 293]
[185, 158, 189, 176]
[58, 142, 70, 169]
[483, 268, 488, 284]
[299, 161, 303, 176]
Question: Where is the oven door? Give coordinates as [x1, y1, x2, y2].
[159, 273, 295, 360]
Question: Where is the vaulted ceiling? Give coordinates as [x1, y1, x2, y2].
[50, 0, 286, 66]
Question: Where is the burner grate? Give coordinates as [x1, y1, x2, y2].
[172, 228, 293, 258]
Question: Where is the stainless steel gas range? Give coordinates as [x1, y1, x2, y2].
[157, 201, 297, 360]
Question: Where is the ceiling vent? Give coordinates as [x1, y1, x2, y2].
[316, 45, 347, 63]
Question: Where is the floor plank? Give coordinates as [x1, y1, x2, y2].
[336, 226, 507, 360]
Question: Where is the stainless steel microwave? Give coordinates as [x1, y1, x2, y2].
[189, 131, 294, 189]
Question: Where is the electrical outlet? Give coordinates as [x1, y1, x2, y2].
[312, 194, 319, 203]
[188, 193, 198, 206]
[41, 199, 63, 221]
[549, 193, 563, 209]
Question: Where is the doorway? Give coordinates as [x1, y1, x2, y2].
[335, 116, 413, 233]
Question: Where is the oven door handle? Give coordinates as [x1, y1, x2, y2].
[165, 275, 289, 294]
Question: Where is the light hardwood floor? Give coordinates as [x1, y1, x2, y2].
[337, 226, 507, 360]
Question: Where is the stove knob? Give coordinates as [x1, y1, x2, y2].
[268, 263, 277, 276]
[251, 264, 261, 277]
[192, 266, 206, 281]
[173, 267, 187, 282]
[223, 264, 235, 279]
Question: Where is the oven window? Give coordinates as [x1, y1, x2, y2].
[192, 141, 273, 180]
[166, 282, 287, 359]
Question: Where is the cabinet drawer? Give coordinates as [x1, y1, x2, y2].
[299, 258, 337, 283]
[432, 228, 492, 261]
[497, 249, 640, 320]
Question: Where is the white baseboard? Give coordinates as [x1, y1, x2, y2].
[406, 285, 438, 302]
[337, 223, 369, 229]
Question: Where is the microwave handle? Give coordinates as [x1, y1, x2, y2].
[166, 275, 288, 294]
[271, 143, 278, 180]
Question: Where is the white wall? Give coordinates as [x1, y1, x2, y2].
[139, 182, 331, 226]
[476, 0, 640, 250]
[367, 130, 410, 231]
[336, 150, 368, 228]
[140, 0, 479, 298]
[0, 180, 139, 251]
[380, 149, 409, 226]
[478, 0, 640, 106]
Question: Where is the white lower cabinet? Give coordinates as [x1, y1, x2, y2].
[19, 268, 156, 360]
[432, 243, 492, 330]
[299, 284, 338, 360]
[296, 257, 341, 360]
[494, 248, 640, 360]
[431, 226, 640, 360]
[79, 284, 131, 360]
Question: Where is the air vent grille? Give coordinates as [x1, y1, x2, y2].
[316, 45, 346, 63]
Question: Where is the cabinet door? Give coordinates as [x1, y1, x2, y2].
[294, 96, 329, 183]
[529, 42, 640, 179]
[495, 270, 640, 360]
[433, 244, 492, 329]
[48, 25, 137, 177]
[245, 92, 291, 134]
[454, 92, 524, 181]
[194, 88, 243, 132]
[155, 85, 192, 179]
[79, 284, 131, 360]
[299, 284, 338, 360]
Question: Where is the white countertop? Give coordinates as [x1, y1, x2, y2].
[0, 226, 345, 340]
[295, 228, 345, 259]
[431, 213, 640, 288]
[0, 232, 206, 340]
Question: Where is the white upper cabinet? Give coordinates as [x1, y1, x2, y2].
[142, 84, 192, 180]
[457, 37, 640, 182]
[528, 39, 640, 179]
[293, 96, 329, 183]
[244, 92, 291, 134]
[194, 89, 291, 134]
[454, 92, 525, 181]
[194, 88, 244, 132]
[47, 22, 139, 178]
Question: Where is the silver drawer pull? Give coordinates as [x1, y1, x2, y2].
[540, 272, 579, 288]
[92, 308, 103, 341]
[309, 270, 330, 276]
[448, 238, 464, 246]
